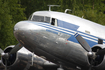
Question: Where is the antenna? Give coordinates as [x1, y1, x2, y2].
[47, 5, 60, 11]
[65, 9, 72, 13]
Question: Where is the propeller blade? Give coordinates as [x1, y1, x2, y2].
[96, 48, 105, 55]
[5, 59, 7, 70]
[89, 58, 94, 70]
[74, 33, 92, 52]
[0, 48, 4, 58]
[9, 43, 23, 55]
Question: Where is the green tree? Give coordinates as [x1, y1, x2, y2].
[0, 0, 26, 49]
[8, 0, 26, 23]
[0, 0, 12, 49]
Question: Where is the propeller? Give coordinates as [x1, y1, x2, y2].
[0, 43, 23, 70]
[74, 33, 92, 52]
[1, 43, 23, 59]
[74, 33, 105, 70]
[9, 43, 23, 55]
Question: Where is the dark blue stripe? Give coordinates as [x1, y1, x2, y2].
[35, 23, 75, 35]
[68, 35, 97, 47]
[74, 33, 79, 37]
[36, 23, 98, 42]
[25, 21, 105, 46]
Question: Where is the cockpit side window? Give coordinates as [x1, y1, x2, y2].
[51, 18, 55, 25]
[44, 16, 50, 23]
[51, 18, 58, 26]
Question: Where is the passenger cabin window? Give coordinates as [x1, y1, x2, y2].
[98, 38, 103, 44]
[85, 30, 90, 34]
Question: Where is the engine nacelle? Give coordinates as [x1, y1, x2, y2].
[91, 44, 105, 70]
[1, 45, 58, 70]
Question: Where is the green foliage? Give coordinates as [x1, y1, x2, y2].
[0, 0, 12, 49]
[0, 0, 26, 49]
[8, 0, 26, 23]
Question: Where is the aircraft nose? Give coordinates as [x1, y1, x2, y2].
[14, 21, 37, 40]
[14, 21, 38, 38]
[14, 21, 31, 31]
[13, 21, 45, 43]
[14, 21, 30, 42]
[14, 21, 42, 31]
[13, 21, 45, 51]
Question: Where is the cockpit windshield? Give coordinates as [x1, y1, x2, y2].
[28, 14, 33, 20]
[30, 15, 51, 23]
[32, 15, 44, 22]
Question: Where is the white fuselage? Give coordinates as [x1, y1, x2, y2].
[33, 11, 105, 39]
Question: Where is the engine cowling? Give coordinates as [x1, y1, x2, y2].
[89, 44, 105, 70]
[1, 45, 58, 70]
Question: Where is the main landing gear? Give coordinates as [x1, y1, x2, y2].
[57, 65, 64, 70]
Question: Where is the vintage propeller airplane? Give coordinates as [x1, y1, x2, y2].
[1, 5, 105, 70]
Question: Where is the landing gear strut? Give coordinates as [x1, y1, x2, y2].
[57, 65, 64, 70]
